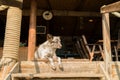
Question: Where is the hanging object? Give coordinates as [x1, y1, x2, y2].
[42, 10, 53, 20]
[111, 12, 120, 18]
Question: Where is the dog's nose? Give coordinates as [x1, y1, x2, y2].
[59, 44, 62, 48]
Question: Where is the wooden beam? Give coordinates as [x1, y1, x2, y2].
[101, 1, 120, 13]
[28, 0, 37, 61]
[23, 10, 101, 17]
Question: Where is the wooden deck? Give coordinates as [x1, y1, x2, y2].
[0, 47, 120, 80]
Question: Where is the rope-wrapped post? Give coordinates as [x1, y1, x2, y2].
[0, 0, 23, 79]
[3, 6, 22, 60]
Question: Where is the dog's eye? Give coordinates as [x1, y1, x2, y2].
[51, 41, 55, 43]
[51, 41, 58, 43]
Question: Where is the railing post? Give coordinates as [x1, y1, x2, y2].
[102, 13, 111, 80]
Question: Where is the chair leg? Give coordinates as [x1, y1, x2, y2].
[99, 45, 105, 61]
[114, 46, 118, 61]
[90, 52, 94, 61]
[90, 45, 96, 61]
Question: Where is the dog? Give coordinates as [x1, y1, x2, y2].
[34, 34, 63, 70]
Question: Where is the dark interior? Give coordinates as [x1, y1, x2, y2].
[0, 0, 120, 60]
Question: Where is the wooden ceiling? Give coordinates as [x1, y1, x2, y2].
[23, 0, 119, 11]
[22, 0, 120, 42]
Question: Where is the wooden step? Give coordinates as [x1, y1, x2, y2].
[10, 59, 105, 80]
[12, 73, 104, 79]
[20, 59, 103, 74]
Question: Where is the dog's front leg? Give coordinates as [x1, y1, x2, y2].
[48, 57, 56, 70]
[57, 57, 63, 69]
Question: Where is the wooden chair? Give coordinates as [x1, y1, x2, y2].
[81, 35, 104, 61]
[74, 37, 90, 59]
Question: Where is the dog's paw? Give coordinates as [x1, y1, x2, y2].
[59, 64, 64, 71]
[51, 65, 56, 70]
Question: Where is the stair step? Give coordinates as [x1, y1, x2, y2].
[11, 60, 105, 80]
[12, 73, 104, 79]
[20, 60, 103, 73]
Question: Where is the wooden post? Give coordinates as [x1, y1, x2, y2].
[100, 1, 120, 80]
[28, 0, 37, 60]
[102, 13, 111, 74]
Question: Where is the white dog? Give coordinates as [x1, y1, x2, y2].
[34, 34, 63, 70]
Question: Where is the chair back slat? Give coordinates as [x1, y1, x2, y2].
[117, 29, 120, 50]
[81, 35, 91, 53]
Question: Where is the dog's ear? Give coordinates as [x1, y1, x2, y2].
[47, 34, 53, 41]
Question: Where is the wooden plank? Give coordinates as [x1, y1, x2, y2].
[20, 60, 100, 73]
[101, 1, 120, 13]
[12, 73, 104, 79]
[35, 59, 89, 62]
